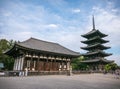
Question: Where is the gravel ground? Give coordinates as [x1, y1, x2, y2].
[0, 73, 120, 89]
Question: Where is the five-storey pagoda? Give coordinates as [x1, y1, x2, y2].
[81, 16, 113, 71]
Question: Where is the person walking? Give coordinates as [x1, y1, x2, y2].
[25, 68, 28, 76]
[115, 69, 119, 79]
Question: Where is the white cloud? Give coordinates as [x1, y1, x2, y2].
[3, 12, 12, 17]
[0, 31, 33, 41]
[0, 22, 4, 26]
[72, 8, 81, 13]
[47, 24, 58, 28]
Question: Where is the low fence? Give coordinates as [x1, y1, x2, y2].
[28, 71, 68, 76]
[1, 70, 71, 77]
[1, 71, 23, 77]
[72, 70, 105, 74]
[72, 70, 91, 74]
[0, 70, 106, 77]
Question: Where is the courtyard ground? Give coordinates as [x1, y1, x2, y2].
[0, 73, 120, 89]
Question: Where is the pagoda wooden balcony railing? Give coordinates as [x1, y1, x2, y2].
[88, 42, 100, 46]
[87, 36, 100, 40]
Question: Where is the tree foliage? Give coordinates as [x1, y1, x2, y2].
[104, 63, 118, 72]
[0, 39, 15, 70]
[71, 56, 89, 70]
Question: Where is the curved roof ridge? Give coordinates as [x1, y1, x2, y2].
[30, 37, 58, 44]
[20, 37, 58, 45]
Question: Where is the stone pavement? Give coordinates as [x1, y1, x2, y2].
[0, 73, 120, 89]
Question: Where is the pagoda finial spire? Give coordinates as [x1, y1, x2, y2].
[92, 15, 95, 30]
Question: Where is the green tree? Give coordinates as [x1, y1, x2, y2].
[71, 56, 89, 70]
[71, 57, 80, 70]
[0, 39, 15, 70]
[104, 63, 118, 72]
[110, 63, 118, 71]
[104, 64, 111, 72]
[0, 39, 9, 52]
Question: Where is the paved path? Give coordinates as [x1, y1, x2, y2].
[0, 73, 120, 89]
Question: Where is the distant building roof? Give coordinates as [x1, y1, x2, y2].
[5, 38, 80, 57]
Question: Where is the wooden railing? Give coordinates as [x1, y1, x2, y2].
[28, 71, 68, 76]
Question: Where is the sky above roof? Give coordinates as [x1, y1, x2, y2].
[0, 0, 120, 65]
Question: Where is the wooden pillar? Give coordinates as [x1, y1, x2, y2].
[54, 57, 57, 71]
[50, 59, 53, 71]
[30, 54, 33, 70]
[46, 56, 49, 71]
[47, 57, 50, 71]
[20, 56, 24, 70]
[13, 58, 17, 70]
[17, 56, 21, 70]
[61, 57, 63, 71]
[15, 58, 17, 70]
[65, 58, 67, 71]
[33, 60, 36, 71]
[36, 55, 40, 71]
[23, 56, 27, 70]
[16, 57, 19, 70]
[13, 59, 15, 70]
[43, 57, 47, 71]
[19, 56, 22, 70]
[52, 58, 54, 71]
[58, 57, 61, 71]
[19, 56, 21, 70]
[39, 55, 42, 71]
[15, 57, 17, 70]
[63, 58, 67, 71]
[67, 58, 70, 70]
[56, 57, 58, 71]
[42, 55, 45, 71]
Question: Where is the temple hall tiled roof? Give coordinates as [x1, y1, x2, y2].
[5, 38, 80, 56]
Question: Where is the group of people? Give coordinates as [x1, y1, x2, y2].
[103, 69, 120, 79]
[114, 69, 120, 79]
[18, 68, 28, 76]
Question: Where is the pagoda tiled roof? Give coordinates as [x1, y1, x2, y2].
[81, 36, 109, 44]
[81, 30, 108, 38]
[81, 58, 114, 63]
[83, 51, 112, 57]
[5, 38, 80, 57]
[81, 43, 110, 50]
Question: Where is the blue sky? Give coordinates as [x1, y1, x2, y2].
[0, 0, 120, 65]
